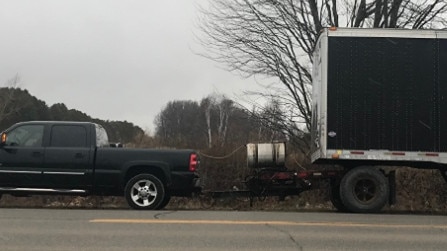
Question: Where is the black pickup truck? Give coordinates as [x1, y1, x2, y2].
[0, 121, 200, 210]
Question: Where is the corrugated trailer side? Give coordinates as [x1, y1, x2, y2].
[328, 35, 439, 152]
[440, 32, 447, 150]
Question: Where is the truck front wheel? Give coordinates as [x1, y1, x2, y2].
[125, 174, 165, 210]
[340, 167, 389, 213]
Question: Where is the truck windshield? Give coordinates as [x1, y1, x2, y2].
[95, 124, 109, 147]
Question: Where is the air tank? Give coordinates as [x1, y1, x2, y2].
[247, 143, 286, 168]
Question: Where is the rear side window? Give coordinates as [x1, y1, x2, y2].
[50, 125, 87, 147]
[95, 124, 109, 147]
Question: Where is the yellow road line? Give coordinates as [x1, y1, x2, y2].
[89, 219, 447, 229]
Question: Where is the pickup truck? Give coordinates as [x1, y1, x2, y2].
[0, 121, 200, 210]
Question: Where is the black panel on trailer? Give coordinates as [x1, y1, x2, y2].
[440, 39, 447, 152]
[326, 36, 443, 152]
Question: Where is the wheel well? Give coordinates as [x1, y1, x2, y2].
[124, 166, 167, 187]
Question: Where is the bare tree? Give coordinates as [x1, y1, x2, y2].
[201, 94, 235, 147]
[154, 100, 206, 148]
[215, 96, 233, 146]
[201, 97, 213, 148]
[197, 0, 447, 150]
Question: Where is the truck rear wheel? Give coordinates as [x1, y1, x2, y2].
[125, 174, 165, 210]
[340, 167, 389, 213]
[156, 192, 171, 210]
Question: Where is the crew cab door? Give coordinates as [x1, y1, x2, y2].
[0, 124, 45, 187]
[42, 124, 93, 190]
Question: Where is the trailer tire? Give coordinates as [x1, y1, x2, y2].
[340, 167, 389, 213]
[330, 179, 348, 212]
[125, 174, 165, 210]
[440, 169, 447, 184]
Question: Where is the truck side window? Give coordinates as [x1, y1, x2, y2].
[6, 125, 44, 147]
[50, 125, 87, 147]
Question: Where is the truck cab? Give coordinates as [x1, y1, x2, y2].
[0, 121, 98, 192]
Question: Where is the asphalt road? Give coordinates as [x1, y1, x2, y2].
[0, 209, 447, 251]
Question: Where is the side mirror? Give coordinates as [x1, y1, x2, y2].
[0, 132, 6, 147]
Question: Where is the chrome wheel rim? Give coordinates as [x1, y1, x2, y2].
[130, 179, 158, 207]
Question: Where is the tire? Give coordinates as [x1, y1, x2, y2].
[340, 167, 389, 213]
[125, 174, 165, 210]
[440, 169, 447, 183]
[329, 179, 348, 212]
[156, 192, 171, 210]
[199, 194, 215, 209]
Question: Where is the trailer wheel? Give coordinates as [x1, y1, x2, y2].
[340, 167, 389, 213]
[329, 179, 348, 212]
[440, 169, 447, 183]
[125, 174, 165, 210]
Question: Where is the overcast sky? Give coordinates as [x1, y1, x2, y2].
[0, 0, 264, 132]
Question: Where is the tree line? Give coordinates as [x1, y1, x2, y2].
[154, 93, 286, 150]
[0, 87, 144, 144]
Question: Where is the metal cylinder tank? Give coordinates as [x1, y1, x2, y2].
[247, 143, 286, 168]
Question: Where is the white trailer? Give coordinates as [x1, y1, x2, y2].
[311, 27, 447, 213]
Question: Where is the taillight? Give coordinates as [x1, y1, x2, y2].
[297, 172, 309, 179]
[189, 153, 198, 172]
